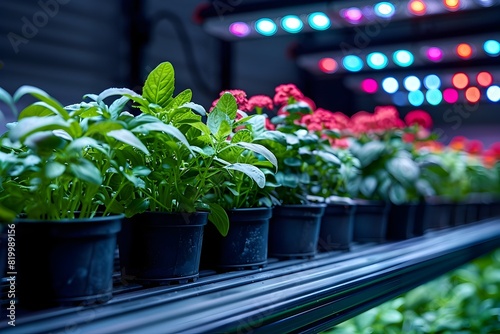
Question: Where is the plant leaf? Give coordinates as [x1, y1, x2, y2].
[13, 85, 69, 120]
[360, 176, 377, 198]
[207, 202, 229, 236]
[207, 109, 231, 137]
[180, 102, 206, 116]
[236, 142, 278, 170]
[143, 62, 175, 107]
[213, 92, 237, 120]
[45, 161, 66, 179]
[132, 122, 191, 149]
[97, 88, 140, 105]
[107, 129, 149, 154]
[10, 117, 71, 142]
[225, 163, 266, 188]
[69, 158, 102, 184]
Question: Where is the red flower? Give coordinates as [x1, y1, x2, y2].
[273, 84, 304, 106]
[465, 139, 483, 155]
[247, 95, 273, 113]
[405, 110, 433, 129]
[331, 138, 350, 149]
[403, 133, 416, 143]
[449, 136, 467, 151]
[212, 89, 249, 111]
[265, 117, 275, 130]
[374, 105, 404, 131]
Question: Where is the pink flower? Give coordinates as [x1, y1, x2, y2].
[465, 139, 483, 155]
[273, 84, 304, 106]
[247, 95, 273, 113]
[331, 138, 350, 149]
[265, 117, 275, 130]
[405, 110, 433, 129]
[211, 89, 249, 111]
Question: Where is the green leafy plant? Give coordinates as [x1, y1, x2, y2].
[115, 62, 279, 235]
[0, 85, 160, 220]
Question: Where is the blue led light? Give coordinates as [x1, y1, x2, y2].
[255, 18, 277, 36]
[424, 74, 441, 90]
[393, 91, 407, 106]
[382, 77, 399, 94]
[426, 89, 443, 105]
[308, 12, 330, 30]
[342, 55, 363, 72]
[374, 2, 396, 18]
[484, 40, 500, 56]
[367, 52, 388, 70]
[403, 76, 421, 91]
[487, 85, 500, 102]
[393, 50, 414, 67]
[281, 15, 303, 33]
[408, 90, 424, 106]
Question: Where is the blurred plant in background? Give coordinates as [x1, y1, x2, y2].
[325, 248, 500, 334]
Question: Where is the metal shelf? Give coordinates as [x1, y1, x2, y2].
[1, 218, 500, 333]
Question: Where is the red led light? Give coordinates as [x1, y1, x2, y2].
[408, 0, 427, 15]
[465, 86, 481, 103]
[318, 58, 338, 73]
[443, 88, 459, 103]
[452, 73, 469, 89]
[477, 72, 493, 87]
[456, 43, 473, 59]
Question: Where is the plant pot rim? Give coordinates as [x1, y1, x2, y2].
[14, 213, 125, 224]
[276, 203, 327, 209]
[352, 199, 386, 206]
[226, 207, 273, 213]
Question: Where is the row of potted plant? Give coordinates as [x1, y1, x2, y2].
[1, 61, 499, 309]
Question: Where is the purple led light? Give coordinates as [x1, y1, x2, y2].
[341, 7, 363, 23]
[426, 47, 443, 62]
[229, 22, 250, 37]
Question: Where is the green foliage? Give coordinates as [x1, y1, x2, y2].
[0, 85, 156, 220]
[325, 249, 500, 334]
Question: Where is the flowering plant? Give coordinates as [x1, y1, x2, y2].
[345, 107, 431, 204]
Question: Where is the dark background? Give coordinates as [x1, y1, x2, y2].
[0, 0, 499, 144]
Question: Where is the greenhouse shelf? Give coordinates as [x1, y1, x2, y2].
[1, 218, 500, 333]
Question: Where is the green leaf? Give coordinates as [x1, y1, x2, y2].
[69, 158, 102, 184]
[24, 131, 67, 152]
[231, 129, 252, 144]
[207, 202, 229, 236]
[0, 87, 17, 116]
[124, 198, 149, 217]
[284, 157, 302, 167]
[386, 156, 419, 185]
[214, 92, 237, 120]
[97, 87, 140, 105]
[45, 161, 66, 179]
[276, 171, 299, 188]
[225, 163, 266, 188]
[207, 109, 231, 137]
[0, 204, 16, 222]
[181, 102, 206, 116]
[389, 183, 407, 204]
[143, 62, 175, 107]
[354, 141, 386, 167]
[166, 89, 192, 110]
[132, 122, 191, 149]
[107, 129, 149, 154]
[360, 176, 377, 198]
[236, 142, 278, 171]
[380, 310, 403, 325]
[108, 96, 131, 119]
[241, 114, 266, 136]
[13, 85, 69, 120]
[9, 116, 72, 142]
[316, 150, 341, 166]
[86, 120, 124, 136]
[66, 137, 101, 153]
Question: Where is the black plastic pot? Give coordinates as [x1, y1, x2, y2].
[16, 215, 122, 309]
[201, 207, 271, 271]
[318, 203, 355, 252]
[119, 211, 207, 284]
[352, 200, 389, 243]
[424, 199, 453, 231]
[386, 203, 417, 240]
[413, 201, 427, 236]
[452, 203, 467, 226]
[269, 204, 326, 259]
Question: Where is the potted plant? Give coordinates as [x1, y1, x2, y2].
[0, 84, 156, 308]
[265, 84, 329, 258]
[116, 63, 279, 281]
[201, 90, 282, 270]
[295, 107, 359, 252]
[345, 106, 424, 242]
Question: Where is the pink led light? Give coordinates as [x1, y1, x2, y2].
[342, 7, 363, 23]
[443, 88, 459, 103]
[229, 22, 250, 37]
[426, 47, 443, 62]
[361, 78, 378, 94]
